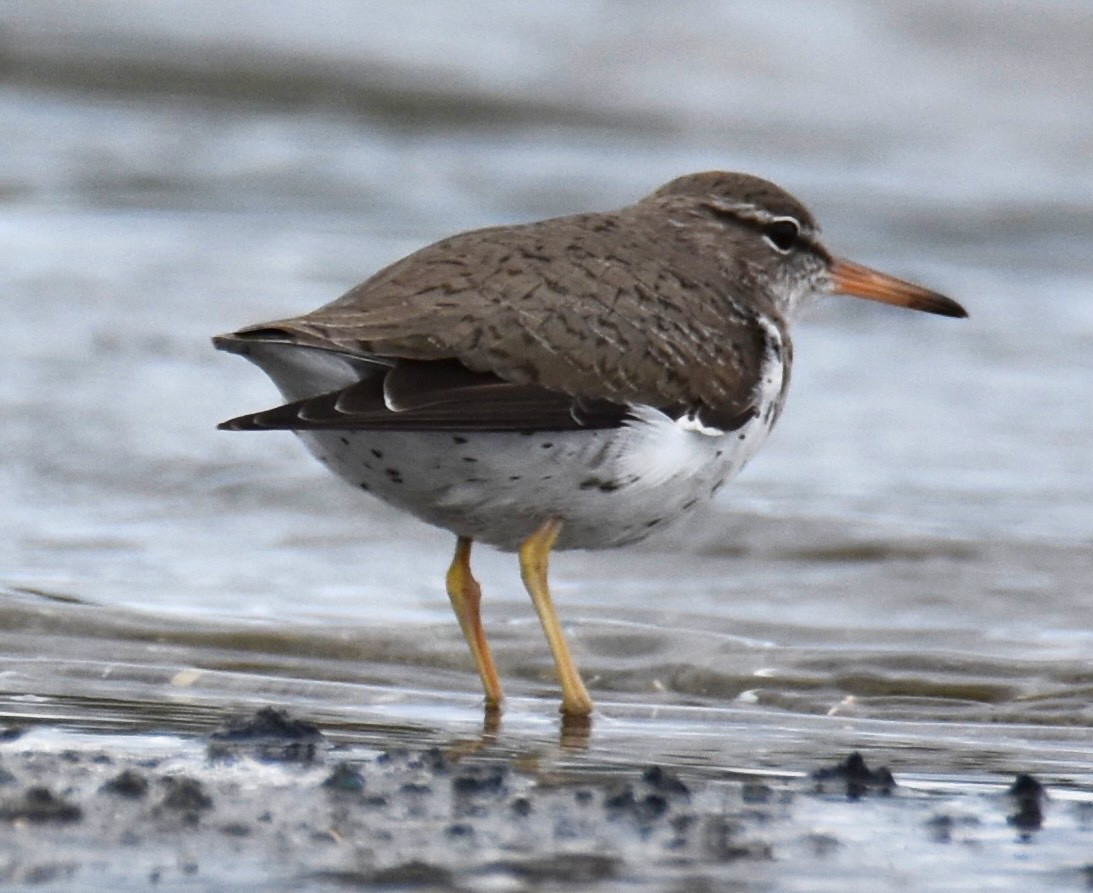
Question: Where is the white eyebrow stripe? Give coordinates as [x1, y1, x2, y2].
[702, 200, 821, 247]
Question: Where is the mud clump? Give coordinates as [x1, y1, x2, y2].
[1008, 773, 1046, 832]
[207, 707, 324, 763]
[0, 786, 82, 823]
[157, 776, 214, 825]
[101, 769, 149, 799]
[812, 751, 896, 799]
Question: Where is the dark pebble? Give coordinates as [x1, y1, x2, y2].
[412, 747, 451, 774]
[511, 796, 532, 817]
[101, 769, 149, 799]
[322, 762, 365, 793]
[642, 765, 690, 799]
[0, 786, 82, 823]
[1008, 773, 1046, 831]
[1009, 773, 1045, 799]
[452, 767, 507, 797]
[926, 813, 954, 843]
[160, 777, 213, 815]
[604, 783, 673, 824]
[399, 782, 432, 796]
[641, 793, 669, 819]
[603, 784, 636, 811]
[207, 707, 324, 764]
[812, 751, 896, 799]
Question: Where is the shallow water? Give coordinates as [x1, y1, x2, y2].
[1, 2, 1092, 889]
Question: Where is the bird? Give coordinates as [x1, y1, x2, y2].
[213, 171, 966, 718]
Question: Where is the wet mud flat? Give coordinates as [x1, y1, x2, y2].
[1, 709, 1090, 892]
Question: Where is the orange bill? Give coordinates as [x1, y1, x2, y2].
[831, 258, 967, 318]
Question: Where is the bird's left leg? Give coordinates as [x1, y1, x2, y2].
[518, 518, 594, 717]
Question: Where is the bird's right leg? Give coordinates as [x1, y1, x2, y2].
[445, 536, 503, 710]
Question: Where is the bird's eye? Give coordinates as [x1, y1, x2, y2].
[762, 217, 800, 253]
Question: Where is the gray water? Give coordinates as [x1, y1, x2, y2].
[1, 2, 1092, 889]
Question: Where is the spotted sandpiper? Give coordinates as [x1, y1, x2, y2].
[214, 171, 966, 717]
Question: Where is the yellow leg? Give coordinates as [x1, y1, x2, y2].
[518, 518, 594, 717]
[445, 537, 503, 709]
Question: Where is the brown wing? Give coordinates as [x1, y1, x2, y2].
[223, 190, 781, 432]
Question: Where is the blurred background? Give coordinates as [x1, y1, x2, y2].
[0, 2, 1091, 745]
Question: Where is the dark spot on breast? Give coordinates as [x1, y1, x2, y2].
[737, 433, 746, 441]
[359, 483, 370, 492]
[540, 442, 554, 449]
[371, 448, 384, 459]
[711, 480, 725, 495]
[509, 475, 522, 482]
[681, 498, 698, 511]
[339, 436, 350, 447]
[579, 478, 620, 492]
[452, 436, 468, 445]
[462, 456, 478, 464]
[385, 467, 403, 484]
[645, 518, 663, 528]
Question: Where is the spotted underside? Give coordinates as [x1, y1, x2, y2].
[215, 334, 788, 551]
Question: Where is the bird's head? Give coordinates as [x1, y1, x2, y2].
[647, 171, 967, 322]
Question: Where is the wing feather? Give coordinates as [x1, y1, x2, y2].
[219, 358, 632, 433]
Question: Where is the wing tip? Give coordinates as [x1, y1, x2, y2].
[217, 414, 262, 431]
[212, 333, 246, 355]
